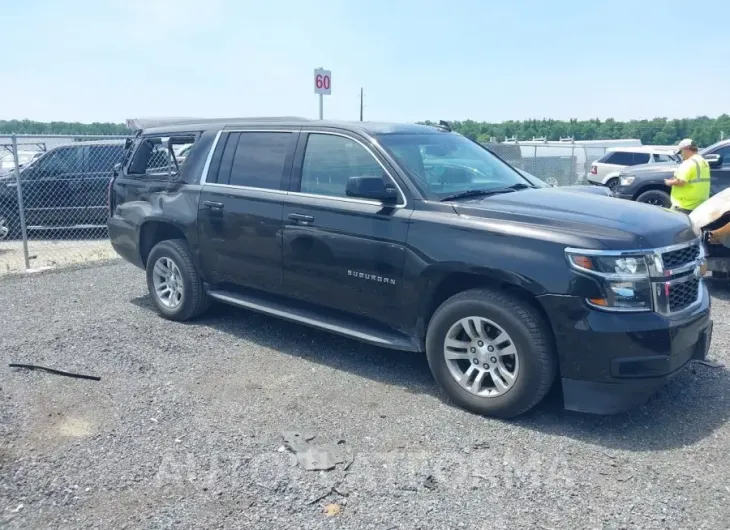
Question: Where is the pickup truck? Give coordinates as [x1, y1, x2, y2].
[107, 118, 712, 419]
[612, 139, 730, 207]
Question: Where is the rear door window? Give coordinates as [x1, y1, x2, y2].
[212, 131, 295, 190]
[88, 145, 125, 173]
[601, 151, 635, 166]
[632, 152, 650, 165]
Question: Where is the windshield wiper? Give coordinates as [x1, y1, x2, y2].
[440, 183, 533, 202]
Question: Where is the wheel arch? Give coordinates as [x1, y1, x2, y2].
[414, 266, 554, 352]
[138, 220, 188, 267]
[632, 182, 671, 200]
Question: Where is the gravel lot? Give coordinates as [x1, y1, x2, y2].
[0, 238, 117, 275]
[1, 262, 729, 529]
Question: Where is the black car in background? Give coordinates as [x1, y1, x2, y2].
[612, 139, 730, 207]
[0, 140, 125, 240]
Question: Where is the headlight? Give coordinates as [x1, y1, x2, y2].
[619, 175, 635, 186]
[566, 251, 652, 311]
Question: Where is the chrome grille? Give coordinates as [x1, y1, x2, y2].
[662, 243, 700, 270]
[650, 239, 704, 315]
[668, 277, 700, 312]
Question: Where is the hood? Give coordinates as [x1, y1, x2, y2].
[560, 184, 613, 197]
[451, 187, 696, 250]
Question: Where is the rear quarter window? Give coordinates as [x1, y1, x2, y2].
[126, 135, 196, 179]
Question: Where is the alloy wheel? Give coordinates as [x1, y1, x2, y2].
[152, 257, 184, 309]
[443, 316, 520, 397]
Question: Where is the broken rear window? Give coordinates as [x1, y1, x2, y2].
[127, 135, 196, 178]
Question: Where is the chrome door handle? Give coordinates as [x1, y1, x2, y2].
[288, 213, 314, 224]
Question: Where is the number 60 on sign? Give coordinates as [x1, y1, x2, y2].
[314, 68, 332, 95]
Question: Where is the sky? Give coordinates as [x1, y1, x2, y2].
[1, 0, 728, 124]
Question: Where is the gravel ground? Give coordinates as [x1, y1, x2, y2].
[0, 238, 118, 275]
[1, 262, 729, 529]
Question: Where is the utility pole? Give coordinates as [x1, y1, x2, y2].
[359, 88, 364, 121]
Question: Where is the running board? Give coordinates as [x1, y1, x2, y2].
[208, 289, 419, 352]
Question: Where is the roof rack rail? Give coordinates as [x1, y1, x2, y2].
[125, 116, 313, 130]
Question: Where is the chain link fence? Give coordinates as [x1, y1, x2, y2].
[0, 134, 131, 276]
[484, 141, 613, 187]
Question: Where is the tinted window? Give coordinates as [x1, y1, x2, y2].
[300, 133, 383, 197]
[215, 132, 293, 189]
[712, 146, 730, 166]
[603, 151, 635, 165]
[88, 145, 125, 173]
[632, 152, 650, 164]
[38, 146, 82, 175]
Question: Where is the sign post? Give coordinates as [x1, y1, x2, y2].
[314, 67, 331, 120]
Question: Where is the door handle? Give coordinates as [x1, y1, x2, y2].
[288, 213, 314, 224]
[203, 200, 224, 210]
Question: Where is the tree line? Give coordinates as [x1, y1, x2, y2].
[1, 115, 728, 147]
[423, 115, 729, 147]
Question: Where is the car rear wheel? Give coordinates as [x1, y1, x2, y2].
[636, 189, 671, 208]
[146, 239, 210, 321]
[425, 288, 557, 419]
[605, 177, 619, 192]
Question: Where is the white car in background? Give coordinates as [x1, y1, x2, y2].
[586, 146, 680, 191]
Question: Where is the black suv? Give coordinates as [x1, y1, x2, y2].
[108, 118, 713, 418]
[0, 140, 125, 239]
[612, 139, 730, 207]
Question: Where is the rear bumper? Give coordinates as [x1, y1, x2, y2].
[538, 284, 712, 414]
[107, 216, 144, 269]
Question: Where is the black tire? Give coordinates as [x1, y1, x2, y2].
[605, 178, 619, 192]
[425, 288, 557, 419]
[145, 238, 210, 321]
[636, 189, 671, 208]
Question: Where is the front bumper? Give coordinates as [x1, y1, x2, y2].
[612, 186, 635, 200]
[537, 283, 712, 414]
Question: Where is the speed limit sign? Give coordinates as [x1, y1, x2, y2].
[314, 68, 332, 95]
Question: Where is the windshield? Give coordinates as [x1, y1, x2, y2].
[375, 132, 531, 199]
[0, 151, 38, 169]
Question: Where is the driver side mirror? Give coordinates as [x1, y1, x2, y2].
[112, 162, 122, 176]
[705, 154, 722, 169]
[346, 176, 399, 203]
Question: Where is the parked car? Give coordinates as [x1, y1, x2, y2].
[0, 140, 126, 240]
[108, 118, 712, 419]
[586, 146, 680, 191]
[613, 139, 730, 208]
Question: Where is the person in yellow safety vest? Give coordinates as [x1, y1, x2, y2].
[664, 138, 711, 214]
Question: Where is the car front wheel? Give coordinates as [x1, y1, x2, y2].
[636, 189, 671, 208]
[425, 288, 557, 419]
[146, 239, 209, 321]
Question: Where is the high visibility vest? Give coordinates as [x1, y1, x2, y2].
[670, 154, 711, 210]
